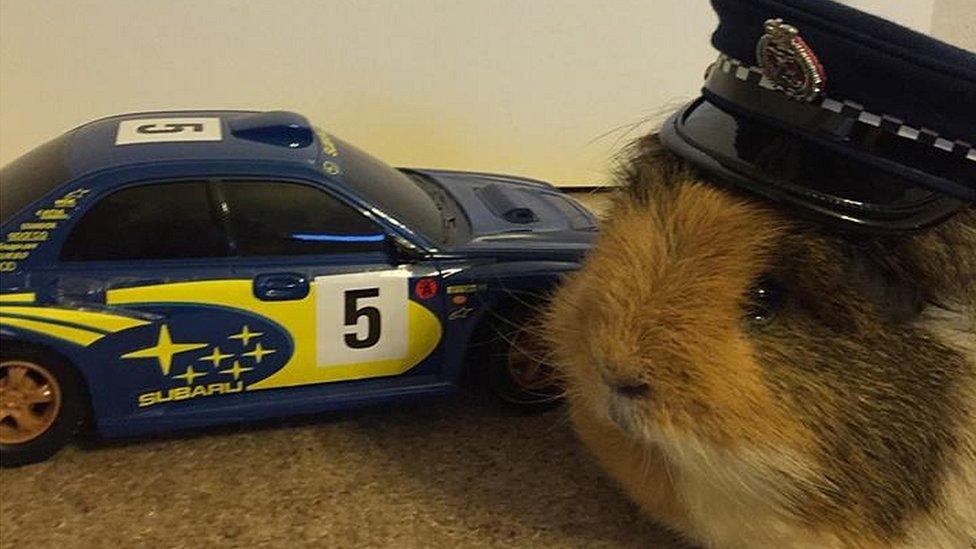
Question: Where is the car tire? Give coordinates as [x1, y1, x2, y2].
[0, 344, 87, 467]
[486, 304, 563, 413]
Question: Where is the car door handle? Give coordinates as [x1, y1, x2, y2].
[253, 273, 309, 301]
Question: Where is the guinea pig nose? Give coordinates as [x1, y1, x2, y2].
[607, 378, 651, 398]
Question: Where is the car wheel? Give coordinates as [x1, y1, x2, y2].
[487, 305, 563, 412]
[0, 346, 86, 467]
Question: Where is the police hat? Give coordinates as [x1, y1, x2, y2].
[660, 0, 975, 233]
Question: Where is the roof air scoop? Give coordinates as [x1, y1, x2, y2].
[476, 183, 539, 224]
[229, 111, 314, 149]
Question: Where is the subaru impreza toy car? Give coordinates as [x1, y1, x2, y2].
[0, 110, 597, 466]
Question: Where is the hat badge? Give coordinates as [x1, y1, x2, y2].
[756, 18, 826, 102]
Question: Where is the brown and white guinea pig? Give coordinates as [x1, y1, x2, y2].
[545, 134, 976, 548]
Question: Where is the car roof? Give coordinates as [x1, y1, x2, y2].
[65, 110, 322, 180]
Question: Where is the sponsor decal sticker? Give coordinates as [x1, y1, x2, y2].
[0, 188, 90, 273]
[448, 306, 475, 321]
[414, 278, 439, 300]
[446, 284, 485, 295]
[322, 161, 340, 176]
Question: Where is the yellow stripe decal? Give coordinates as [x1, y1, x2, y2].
[0, 306, 149, 333]
[107, 281, 254, 305]
[108, 278, 443, 391]
[249, 300, 442, 390]
[0, 292, 35, 303]
[0, 317, 104, 346]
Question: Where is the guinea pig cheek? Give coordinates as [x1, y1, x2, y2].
[659, 332, 818, 457]
[589, 323, 791, 449]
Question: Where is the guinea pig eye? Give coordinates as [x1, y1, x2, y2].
[744, 277, 786, 326]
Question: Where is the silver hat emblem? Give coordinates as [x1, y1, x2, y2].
[756, 18, 826, 102]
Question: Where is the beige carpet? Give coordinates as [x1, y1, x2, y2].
[1, 393, 691, 548]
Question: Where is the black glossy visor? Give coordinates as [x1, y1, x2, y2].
[660, 65, 975, 233]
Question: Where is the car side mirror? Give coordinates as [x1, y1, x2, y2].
[386, 234, 427, 263]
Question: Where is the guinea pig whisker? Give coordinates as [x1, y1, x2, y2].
[487, 308, 549, 332]
[491, 285, 555, 314]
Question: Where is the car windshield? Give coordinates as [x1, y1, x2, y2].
[0, 134, 72, 225]
[319, 131, 445, 245]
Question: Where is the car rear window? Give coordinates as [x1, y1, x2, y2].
[61, 181, 226, 261]
[0, 135, 72, 225]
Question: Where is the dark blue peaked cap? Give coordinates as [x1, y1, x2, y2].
[660, 0, 976, 233]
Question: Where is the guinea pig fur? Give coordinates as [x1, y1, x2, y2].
[545, 134, 976, 549]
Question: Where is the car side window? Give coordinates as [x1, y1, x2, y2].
[60, 181, 225, 261]
[220, 181, 387, 257]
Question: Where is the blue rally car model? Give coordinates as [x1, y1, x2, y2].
[0, 110, 597, 466]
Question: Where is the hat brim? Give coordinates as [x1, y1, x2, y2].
[661, 96, 971, 234]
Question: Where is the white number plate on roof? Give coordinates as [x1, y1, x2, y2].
[115, 117, 223, 145]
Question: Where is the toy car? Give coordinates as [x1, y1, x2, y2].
[0, 110, 597, 466]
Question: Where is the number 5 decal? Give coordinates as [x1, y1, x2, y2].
[136, 122, 205, 134]
[344, 288, 381, 349]
[315, 271, 409, 367]
[115, 117, 223, 145]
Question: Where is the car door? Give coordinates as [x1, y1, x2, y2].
[41, 179, 241, 420]
[213, 179, 447, 394]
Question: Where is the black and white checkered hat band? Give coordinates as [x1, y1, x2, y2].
[711, 55, 976, 163]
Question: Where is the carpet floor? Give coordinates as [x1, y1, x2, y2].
[1, 393, 692, 548]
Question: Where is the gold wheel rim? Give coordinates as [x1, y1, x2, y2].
[0, 360, 62, 445]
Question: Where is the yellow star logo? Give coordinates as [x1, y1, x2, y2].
[199, 346, 234, 368]
[242, 342, 276, 364]
[220, 360, 254, 381]
[121, 325, 207, 376]
[229, 325, 263, 347]
[173, 365, 207, 385]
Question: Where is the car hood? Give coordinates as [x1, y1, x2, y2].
[408, 169, 598, 256]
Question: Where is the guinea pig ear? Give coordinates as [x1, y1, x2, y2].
[849, 242, 925, 324]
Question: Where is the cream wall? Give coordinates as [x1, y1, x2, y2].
[0, 1, 972, 186]
[932, 0, 976, 51]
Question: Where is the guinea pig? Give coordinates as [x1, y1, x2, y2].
[545, 134, 975, 548]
